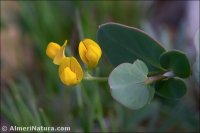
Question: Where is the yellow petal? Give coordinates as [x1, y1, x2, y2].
[79, 41, 89, 65]
[46, 42, 61, 59]
[53, 40, 67, 65]
[59, 57, 83, 85]
[70, 57, 83, 81]
[82, 39, 101, 52]
[87, 44, 101, 60]
[60, 67, 77, 86]
[85, 48, 99, 68]
[90, 45, 102, 59]
[59, 57, 70, 76]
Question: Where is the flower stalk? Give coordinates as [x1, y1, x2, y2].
[83, 71, 108, 82]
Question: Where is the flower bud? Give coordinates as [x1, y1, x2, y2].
[79, 39, 102, 68]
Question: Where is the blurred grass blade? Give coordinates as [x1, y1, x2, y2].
[39, 108, 51, 127]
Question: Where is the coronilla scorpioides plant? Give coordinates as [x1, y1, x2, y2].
[46, 22, 191, 110]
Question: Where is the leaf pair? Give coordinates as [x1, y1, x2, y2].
[97, 23, 191, 109]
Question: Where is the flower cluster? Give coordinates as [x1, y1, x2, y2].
[46, 39, 102, 86]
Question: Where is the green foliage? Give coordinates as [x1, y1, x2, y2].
[160, 50, 191, 78]
[97, 23, 166, 73]
[155, 78, 186, 99]
[0, 77, 50, 127]
[98, 22, 191, 109]
[109, 60, 155, 109]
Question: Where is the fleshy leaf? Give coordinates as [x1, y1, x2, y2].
[155, 78, 187, 99]
[159, 50, 191, 78]
[97, 23, 166, 73]
[109, 60, 155, 110]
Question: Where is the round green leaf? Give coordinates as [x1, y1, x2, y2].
[97, 22, 166, 73]
[109, 60, 155, 109]
[155, 78, 187, 99]
[159, 50, 191, 78]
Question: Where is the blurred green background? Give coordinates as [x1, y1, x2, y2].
[1, 1, 199, 132]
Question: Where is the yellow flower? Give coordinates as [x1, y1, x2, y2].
[59, 57, 83, 86]
[46, 38, 102, 86]
[46, 42, 61, 59]
[46, 40, 67, 65]
[79, 39, 102, 68]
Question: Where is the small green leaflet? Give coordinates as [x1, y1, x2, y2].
[109, 60, 155, 110]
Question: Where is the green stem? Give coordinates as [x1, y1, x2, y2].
[94, 88, 108, 132]
[76, 85, 83, 108]
[83, 76, 108, 82]
[83, 70, 108, 82]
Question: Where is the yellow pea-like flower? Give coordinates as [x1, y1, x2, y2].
[46, 42, 61, 59]
[46, 40, 67, 65]
[79, 39, 102, 68]
[59, 57, 83, 86]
